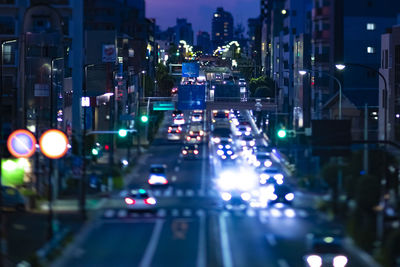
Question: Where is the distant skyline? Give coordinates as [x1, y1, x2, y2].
[146, 0, 259, 39]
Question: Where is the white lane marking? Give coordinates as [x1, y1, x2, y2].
[259, 210, 269, 224]
[218, 212, 233, 267]
[183, 209, 192, 217]
[174, 166, 180, 172]
[278, 259, 290, 267]
[196, 209, 206, 267]
[171, 175, 177, 182]
[154, 190, 161, 197]
[172, 209, 179, 217]
[157, 209, 166, 217]
[130, 212, 139, 218]
[104, 209, 115, 218]
[265, 234, 277, 246]
[138, 220, 164, 267]
[297, 209, 308, 218]
[186, 189, 194, 197]
[176, 189, 183, 197]
[177, 159, 182, 164]
[200, 141, 207, 191]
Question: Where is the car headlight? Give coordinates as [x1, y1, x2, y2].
[249, 141, 255, 146]
[285, 193, 294, 201]
[274, 174, 284, 180]
[230, 154, 237, 159]
[264, 160, 272, 167]
[217, 149, 224, 156]
[221, 192, 231, 201]
[241, 192, 251, 201]
[260, 173, 270, 180]
[254, 161, 261, 167]
[218, 145, 223, 149]
[241, 141, 246, 146]
[212, 137, 221, 143]
[333, 255, 348, 267]
[225, 145, 231, 149]
[227, 150, 233, 155]
[270, 194, 277, 201]
[221, 155, 227, 159]
[306, 255, 322, 267]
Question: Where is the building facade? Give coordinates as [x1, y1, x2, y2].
[212, 7, 234, 49]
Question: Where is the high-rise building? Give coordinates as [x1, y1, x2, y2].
[197, 31, 212, 54]
[311, 0, 400, 122]
[175, 18, 193, 46]
[248, 17, 262, 71]
[212, 7, 234, 48]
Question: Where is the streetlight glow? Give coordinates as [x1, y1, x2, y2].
[335, 64, 346, 70]
[298, 70, 307, 76]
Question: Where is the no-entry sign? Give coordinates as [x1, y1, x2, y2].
[7, 129, 37, 158]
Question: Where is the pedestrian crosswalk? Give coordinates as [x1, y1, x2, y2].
[100, 206, 310, 220]
[129, 188, 219, 198]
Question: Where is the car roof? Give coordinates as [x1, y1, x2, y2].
[150, 164, 166, 168]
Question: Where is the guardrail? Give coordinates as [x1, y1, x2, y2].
[34, 227, 71, 266]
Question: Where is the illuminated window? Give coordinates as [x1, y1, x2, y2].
[366, 23, 375, 30]
[216, 33, 220, 36]
[214, 14, 219, 17]
[367, 46, 375, 53]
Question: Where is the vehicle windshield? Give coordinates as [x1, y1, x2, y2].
[150, 167, 165, 174]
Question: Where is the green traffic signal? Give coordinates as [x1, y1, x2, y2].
[118, 129, 128, 137]
[140, 115, 149, 123]
[277, 129, 287, 138]
[91, 148, 99, 155]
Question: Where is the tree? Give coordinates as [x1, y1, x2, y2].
[155, 63, 175, 97]
[249, 75, 276, 97]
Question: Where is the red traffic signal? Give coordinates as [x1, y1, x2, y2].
[104, 144, 110, 151]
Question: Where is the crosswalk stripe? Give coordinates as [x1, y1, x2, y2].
[104, 209, 115, 218]
[171, 209, 179, 217]
[198, 189, 205, 196]
[183, 209, 192, 217]
[196, 209, 205, 217]
[154, 190, 161, 197]
[246, 209, 256, 217]
[297, 209, 308, 218]
[117, 209, 128, 218]
[164, 188, 173, 197]
[186, 189, 194, 197]
[176, 189, 183, 197]
[157, 209, 166, 217]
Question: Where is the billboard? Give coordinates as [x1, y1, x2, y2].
[178, 85, 206, 110]
[182, 62, 200, 77]
[102, 44, 116, 62]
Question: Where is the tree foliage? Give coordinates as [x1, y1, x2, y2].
[155, 63, 175, 97]
[248, 76, 276, 97]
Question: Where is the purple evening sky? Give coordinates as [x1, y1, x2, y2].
[146, 0, 259, 37]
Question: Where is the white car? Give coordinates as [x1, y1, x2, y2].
[173, 115, 185, 125]
[122, 189, 157, 211]
[148, 164, 168, 185]
[191, 113, 202, 122]
[167, 125, 182, 140]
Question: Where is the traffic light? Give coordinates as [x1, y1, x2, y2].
[118, 129, 128, 137]
[140, 115, 149, 123]
[277, 129, 287, 139]
[91, 148, 99, 156]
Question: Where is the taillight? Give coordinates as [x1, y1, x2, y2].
[177, 130, 181, 133]
[178, 127, 182, 131]
[125, 197, 135, 205]
[200, 130, 204, 136]
[190, 131, 193, 134]
[186, 136, 191, 141]
[144, 197, 156, 205]
[168, 129, 171, 133]
[196, 136, 201, 141]
[182, 150, 188, 155]
[194, 150, 199, 155]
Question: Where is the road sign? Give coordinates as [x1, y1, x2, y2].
[7, 129, 37, 158]
[153, 101, 175, 111]
[39, 129, 69, 159]
[182, 62, 199, 77]
[177, 85, 206, 110]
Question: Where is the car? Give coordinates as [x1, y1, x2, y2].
[191, 113, 202, 122]
[220, 192, 250, 211]
[259, 167, 284, 185]
[250, 153, 273, 168]
[235, 125, 252, 136]
[148, 164, 168, 185]
[1, 186, 26, 211]
[167, 125, 182, 140]
[185, 134, 202, 143]
[123, 189, 157, 211]
[238, 78, 246, 86]
[181, 144, 200, 158]
[188, 124, 205, 136]
[173, 115, 185, 125]
[238, 135, 256, 148]
[172, 110, 183, 117]
[304, 232, 348, 267]
[268, 184, 294, 206]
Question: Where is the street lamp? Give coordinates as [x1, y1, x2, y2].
[335, 63, 388, 140]
[299, 69, 343, 120]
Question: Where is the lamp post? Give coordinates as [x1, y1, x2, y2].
[335, 63, 388, 244]
[79, 63, 94, 220]
[299, 69, 343, 120]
